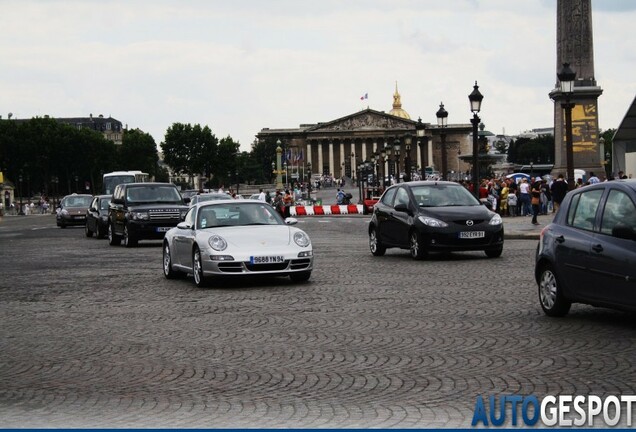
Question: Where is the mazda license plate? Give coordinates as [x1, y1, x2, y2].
[250, 255, 284, 264]
[459, 231, 485, 239]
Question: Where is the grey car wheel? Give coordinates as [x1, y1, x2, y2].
[290, 271, 311, 283]
[538, 264, 571, 317]
[123, 224, 137, 248]
[369, 227, 386, 256]
[409, 230, 427, 260]
[485, 246, 503, 258]
[85, 222, 93, 238]
[108, 223, 121, 246]
[192, 247, 209, 287]
[163, 242, 184, 279]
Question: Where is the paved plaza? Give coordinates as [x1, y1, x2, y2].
[0, 213, 634, 428]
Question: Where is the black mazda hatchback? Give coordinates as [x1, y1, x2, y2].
[368, 181, 504, 259]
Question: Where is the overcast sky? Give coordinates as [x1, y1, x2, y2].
[1, 0, 635, 152]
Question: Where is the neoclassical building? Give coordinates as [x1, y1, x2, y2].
[257, 85, 473, 181]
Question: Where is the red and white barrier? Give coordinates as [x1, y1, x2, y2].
[290, 204, 364, 216]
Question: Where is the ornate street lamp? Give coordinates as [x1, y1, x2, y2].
[394, 139, 401, 183]
[436, 102, 449, 180]
[381, 143, 389, 188]
[275, 140, 283, 190]
[469, 81, 483, 199]
[557, 62, 576, 190]
[18, 173, 24, 215]
[373, 152, 380, 188]
[404, 138, 412, 182]
[416, 117, 426, 177]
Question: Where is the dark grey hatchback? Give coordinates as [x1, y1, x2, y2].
[369, 181, 504, 259]
[535, 180, 636, 316]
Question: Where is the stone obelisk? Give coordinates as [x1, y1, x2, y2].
[550, 0, 605, 180]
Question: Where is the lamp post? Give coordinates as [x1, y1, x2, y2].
[416, 117, 426, 177]
[605, 152, 611, 179]
[404, 138, 412, 182]
[373, 152, 379, 188]
[394, 139, 401, 183]
[436, 102, 449, 180]
[357, 163, 363, 203]
[235, 170, 239, 196]
[381, 143, 388, 188]
[275, 141, 283, 190]
[51, 176, 59, 212]
[18, 174, 24, 215]
[469, 81, 483, 199]
[557, 62, 576, 190]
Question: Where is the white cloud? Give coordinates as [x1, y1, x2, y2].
[0, 0, 633, 151]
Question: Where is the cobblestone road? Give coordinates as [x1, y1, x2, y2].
[0, 215, 635, 427]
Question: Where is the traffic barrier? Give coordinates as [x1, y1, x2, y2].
[289, 204, 364, 216]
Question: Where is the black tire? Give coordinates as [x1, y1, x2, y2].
[96, 226, 107, 239]
[122, 224, 137, 248]
[85, 222, 93, 238]
[409, 230, 427, 260]
[60, 223, 66, 229]
[290, 271, 311, 283]
[108, 223, 121, 246]
[537, 263, 571, 317]
[192, 247, 209, 287]
[369, 227, 386, 256]
[485, 246, 503, 258]
[163, 242, 185, 279]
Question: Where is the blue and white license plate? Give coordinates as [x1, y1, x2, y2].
[459, 231, 485, 239]
[250, 255, 284, 264]
[156, 227, 171, 232]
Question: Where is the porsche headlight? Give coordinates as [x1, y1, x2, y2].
[489, 213, 503, 225]
[293, 231, 311, 247]
[208, 234, 227, 251]
[418, 216, 448, 228]
[129, 211, 149, 221]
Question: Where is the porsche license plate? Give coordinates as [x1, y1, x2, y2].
[459, 231, 485, 239]
[250, 255, 284, 264]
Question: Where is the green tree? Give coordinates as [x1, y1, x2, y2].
[118, 129, 159, 177]
[161, 123, 218, 188]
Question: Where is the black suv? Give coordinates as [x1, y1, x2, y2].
[108, 182, 189, 247]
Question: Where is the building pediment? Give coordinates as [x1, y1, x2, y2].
[307, 109, 415, 133]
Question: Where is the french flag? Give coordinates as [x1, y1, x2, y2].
[360, 93, 368, 100]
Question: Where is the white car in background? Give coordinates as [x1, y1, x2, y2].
[162, 200, 313, 287]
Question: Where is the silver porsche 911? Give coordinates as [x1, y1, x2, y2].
[162, 200, 313, 287]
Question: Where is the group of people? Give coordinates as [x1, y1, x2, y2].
[475, 174, 569, 225]
[475, 170, 631, 225]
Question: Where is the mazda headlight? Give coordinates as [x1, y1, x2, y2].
[208, 234, 227, 251]
[489, 213, 503, 225]
[293, 231, 311, 247]
[418, 216, 448, 228]
[129, 211, 149, 221]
